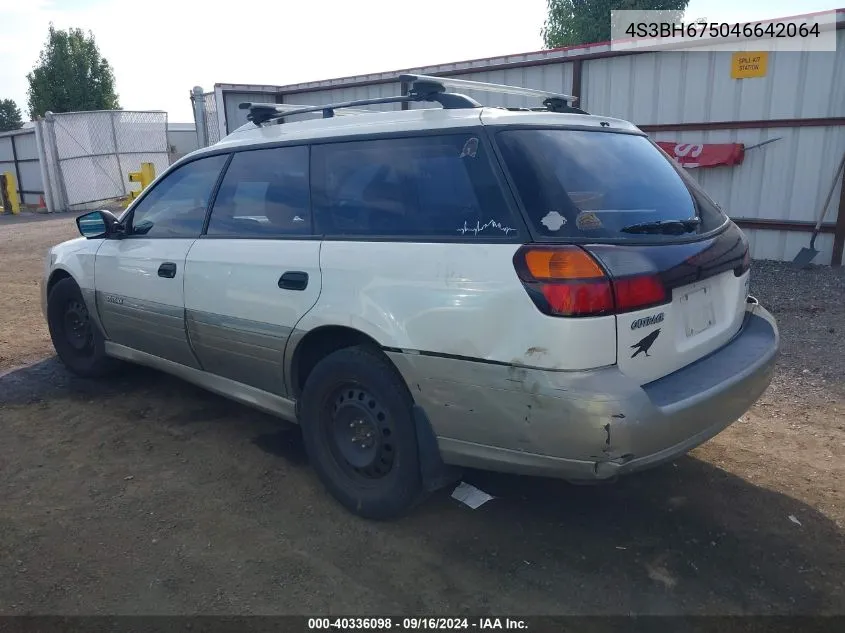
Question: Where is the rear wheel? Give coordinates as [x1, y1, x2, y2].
[47, 278, 118, 378]
[299, 345, 424, 519]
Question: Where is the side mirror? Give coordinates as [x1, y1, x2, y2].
[76, 210, 123, 239]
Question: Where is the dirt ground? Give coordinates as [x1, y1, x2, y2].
[1, 213, 844, 616]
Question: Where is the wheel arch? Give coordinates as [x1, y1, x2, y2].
[46, 266, 106, 338]
[46, 267, 75, 296]
[286, 325, 406, 400]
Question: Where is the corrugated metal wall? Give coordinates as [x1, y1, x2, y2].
[580, 36, 845, 124]
[210, 16, 845, 263]
[650, 125, 844, 264]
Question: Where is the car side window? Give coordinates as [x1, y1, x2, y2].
[129, 154, 229, 238]
[311, 134, 518, 239]
[206, 146, 310, 237]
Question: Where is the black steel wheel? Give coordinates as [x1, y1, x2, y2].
[62, 298, 94, 352]
[299, 345, 424, 519]
[47, 277, 118, 378]
[324, 384, 396, 480]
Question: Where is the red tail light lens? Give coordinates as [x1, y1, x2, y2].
[541, 281, 614, 316]
[613, 275, 667, 312]
[514, 245, 669, 317]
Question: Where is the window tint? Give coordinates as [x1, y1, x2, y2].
[130, 154, 228, 238]
[496, 130, 726, 241]
[207, 146, 310, 237]
[311, 134, 518, 239]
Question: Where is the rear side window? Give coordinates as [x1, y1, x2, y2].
[207, 146, 310, 237]
[311, 134, 519, 239]
[496, 130, 725, 241]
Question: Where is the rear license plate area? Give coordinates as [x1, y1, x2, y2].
[681, 286, 715, 338]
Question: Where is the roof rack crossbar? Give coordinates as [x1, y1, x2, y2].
[240, 88, 481, 126]
[399, 73, 578, 104]
[240, 95, 413, 125]
[239, 72, 585, 127]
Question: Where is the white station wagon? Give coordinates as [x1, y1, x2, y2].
[42, 75, 779, 519]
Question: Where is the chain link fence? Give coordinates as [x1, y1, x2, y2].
[202, 92, 220, 145]
[38, 110, 169, 212]
[191, 88, 221, 148]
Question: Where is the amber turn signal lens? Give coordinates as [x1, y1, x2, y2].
[523, 247, 606, 280]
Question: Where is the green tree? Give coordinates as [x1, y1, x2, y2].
[26, 24, 119, 118]
[0, 99, 24, 132]
[543, 0, 690, 48]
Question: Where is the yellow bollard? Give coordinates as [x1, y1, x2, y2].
[1, 172, 21, 215]
[127, 162, 156, 203]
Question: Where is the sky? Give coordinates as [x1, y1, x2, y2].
[0, 0, 841, 123]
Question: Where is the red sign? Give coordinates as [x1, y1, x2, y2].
[656, 142, 745, 168]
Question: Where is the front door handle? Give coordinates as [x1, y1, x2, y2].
[158, 262, 177, 279]
[278, 271, 309, 291]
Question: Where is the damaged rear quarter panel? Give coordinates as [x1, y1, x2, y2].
[307, 241, 617, 371]
[387, 351, 644, 463]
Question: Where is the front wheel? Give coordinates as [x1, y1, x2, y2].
[298, 345, 424, 520]
[47, 278, 118, 378]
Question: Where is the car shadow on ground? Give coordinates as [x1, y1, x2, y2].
[2, 357, 843, 614]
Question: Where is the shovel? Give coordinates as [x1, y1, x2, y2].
[793, 151, 845, 268]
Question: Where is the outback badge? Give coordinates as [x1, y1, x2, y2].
[631, 312, 664, 330]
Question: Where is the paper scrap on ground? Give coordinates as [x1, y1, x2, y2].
[451, 482, 494, 509]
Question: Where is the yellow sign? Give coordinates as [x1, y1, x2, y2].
[731, 52, 768, 79]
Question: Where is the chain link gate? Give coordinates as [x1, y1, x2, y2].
[191, 87, 221, 149]
[38, 110, 169, 212]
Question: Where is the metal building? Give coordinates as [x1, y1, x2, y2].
[194, 10, 845, 265]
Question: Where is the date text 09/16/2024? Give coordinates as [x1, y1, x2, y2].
[307, 617, 528, 630]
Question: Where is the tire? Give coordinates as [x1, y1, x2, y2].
[299, 345, 424, 520]
[47, 278, 118, 378]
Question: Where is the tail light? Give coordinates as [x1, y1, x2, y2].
[513, 245, 669, 317]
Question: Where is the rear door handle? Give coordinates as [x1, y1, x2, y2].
[158, 262, 177, 279]
[278, 271, 308, 291]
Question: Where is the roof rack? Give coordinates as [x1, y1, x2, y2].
[240, 73, 586, 125]
[398, 73, 581, 113]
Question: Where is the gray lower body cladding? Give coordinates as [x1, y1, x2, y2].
[96, 293, 199, 368]
[388, 305, 779, 480]
[185, 310, 290, 396]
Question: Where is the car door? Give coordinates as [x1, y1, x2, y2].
[95, 153, 229, 368]
[183, 145, 321, 396]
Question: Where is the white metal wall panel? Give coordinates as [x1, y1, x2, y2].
[583, 29, 845, 125]
[650, 126, 845, 263]
[0, 130, 43, 206]
[13, 130, 39, 160]
[0, 135, 13, 162]
[17, 161, 43, 202]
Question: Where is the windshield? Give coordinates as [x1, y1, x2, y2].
[496, 129, 726, 241]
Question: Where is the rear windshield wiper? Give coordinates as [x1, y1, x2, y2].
[620, 217, 701, 235]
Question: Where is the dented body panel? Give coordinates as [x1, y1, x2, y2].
[301, 241, 617, 370]
[388, 303, 778, 479]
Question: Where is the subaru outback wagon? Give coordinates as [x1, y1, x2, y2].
[43, 74, 779, 519]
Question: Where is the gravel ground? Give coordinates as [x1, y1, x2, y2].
[1, 214, 843, 616]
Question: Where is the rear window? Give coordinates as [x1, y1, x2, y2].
[496, 129, 725, 241]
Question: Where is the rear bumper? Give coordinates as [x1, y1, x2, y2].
[388, 302, 779, 480]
